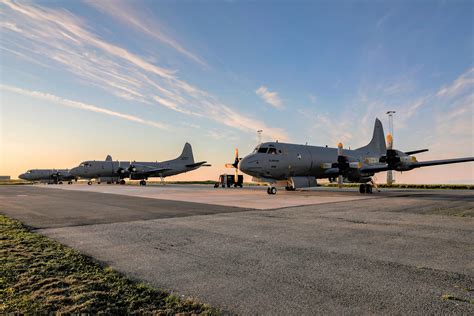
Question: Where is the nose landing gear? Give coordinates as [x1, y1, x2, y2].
[139, 180, 147, 186]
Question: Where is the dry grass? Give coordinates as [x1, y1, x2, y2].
[0, 215, 217, 314]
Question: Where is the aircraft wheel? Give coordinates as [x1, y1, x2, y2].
[97, 182, 101, 185]
[267, 187, 277, 195]
[58, 181, 63, 185]
[365, 184, 373, 194]
[120, 180, 126, 185]
[140, 180, 146, 186]
[68, 181, 72, 185]
[87, 181, 92, 185]
[359, 184, 366, 194]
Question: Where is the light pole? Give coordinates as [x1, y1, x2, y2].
[386, 111, 396, 185]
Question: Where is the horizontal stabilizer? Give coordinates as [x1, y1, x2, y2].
[404, 149, 429, 155]
[186, 161, 209, 168]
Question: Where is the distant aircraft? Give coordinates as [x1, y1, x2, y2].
[239, 118, 474, 194]
[18, 169, 75, 184]
[69, 154, 122, 185]
[70, 143, 210, 185]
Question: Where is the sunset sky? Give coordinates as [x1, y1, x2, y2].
[0, 0, 473, 183]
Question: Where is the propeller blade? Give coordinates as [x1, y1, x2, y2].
[225, 163, 235, 168]
[337, 142, 343, 156]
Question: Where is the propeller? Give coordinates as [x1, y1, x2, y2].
[329, 143, 362, 188]
[225, 148, 241, 179]
[379, 134, 417, 172]
[385, 134, 394, 185]
[332, 143, 348, 188]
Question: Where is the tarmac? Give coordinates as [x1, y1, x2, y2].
[1, 184, 473, 314]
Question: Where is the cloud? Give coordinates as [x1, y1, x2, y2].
[436, 68, 474, 98]
[256, 86, 283, 109]
[308, 94, 317, 104]
[0, 0, 288, 141]
[84, 0, 207, 67]
[1, 84, 168, 129]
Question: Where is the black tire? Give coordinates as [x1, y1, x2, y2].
[58, 181, 63, 185]
[359, 184, 366, 194]
[214, 183, 219, 188]
[88, 181, 92, 185]
[97, 182, 101, 185]
[365, 184, 373, 194]
[270, 187, 277, 195]
[239, 184, 243, 188]
[267, 187, 271, 194]
[68, 181, 72, 185]
[120, 180, 126, 185]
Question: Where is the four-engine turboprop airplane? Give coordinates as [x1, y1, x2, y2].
[18, 169, 75, 184]
[70, 143, 209, 185]
[238, 118, 474, 195]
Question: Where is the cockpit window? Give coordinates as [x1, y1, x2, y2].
[258, 147, 268, 153]
[80, 162, 91, 167]
[268, 148, 277, 154]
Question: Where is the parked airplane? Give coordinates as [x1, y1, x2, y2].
[18, 169, 75, 184]
[238, 118, 474, 194]
[69, 154, 123, 185]
[70, 143, 209, 185]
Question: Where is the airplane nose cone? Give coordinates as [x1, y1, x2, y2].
[239, 155, 259, 176]
[18, 173, 26, 180]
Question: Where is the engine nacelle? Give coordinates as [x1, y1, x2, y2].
[289, 176, 317, 189]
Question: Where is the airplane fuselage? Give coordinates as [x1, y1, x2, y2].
[18, 169, 75, 182]
[239, 142, 380, 182]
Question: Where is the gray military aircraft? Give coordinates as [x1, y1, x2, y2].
[238, 118, 474, 194]
[70, 143, 209, 185]
[18, 169, 75, 184]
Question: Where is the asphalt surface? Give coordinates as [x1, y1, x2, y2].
[1, 185, 473, 314]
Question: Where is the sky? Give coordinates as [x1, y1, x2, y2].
[0, 0, 473, 184]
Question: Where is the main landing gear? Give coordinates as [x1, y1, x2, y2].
[120, 180, 126, 185]
[139, 180, 147, 186]
[87, 181, 92, 185]
[267, 186, 277, 195]
[359, 183, 373, 194]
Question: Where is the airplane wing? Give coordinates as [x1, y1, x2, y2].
[131, 164, 173, 175]
[359, 157, 474, 174]
[186, 161, 210, 168]
[409, 157, 474, 169]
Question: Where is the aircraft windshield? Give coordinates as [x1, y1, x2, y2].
[258, 147, 268, 153]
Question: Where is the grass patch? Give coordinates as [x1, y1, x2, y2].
[441, 294, 473, 304]
[0, 215, 217, 314]
[322, 183, 474, 190]
[0, 180, 33, 185]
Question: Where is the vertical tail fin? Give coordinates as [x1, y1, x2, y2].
[179, 142, 195, 163]
[355, 118, 387, 156]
